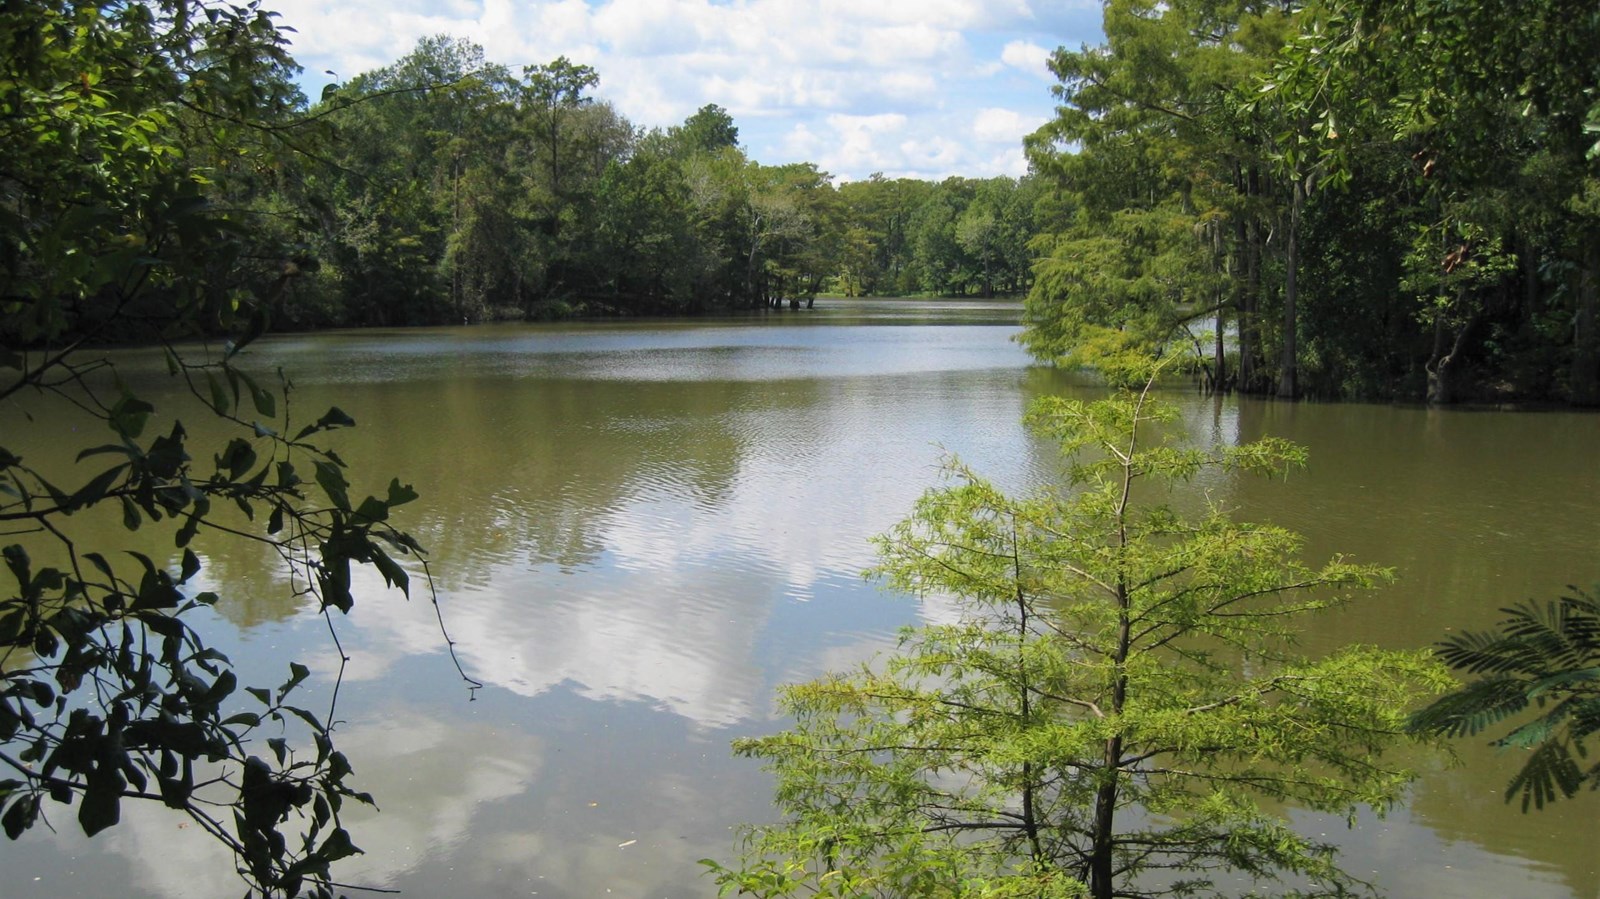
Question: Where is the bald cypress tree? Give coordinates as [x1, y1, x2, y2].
[710, 374, 1448, 898]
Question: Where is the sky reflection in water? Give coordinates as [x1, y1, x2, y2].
[4, 300, 1595, 898]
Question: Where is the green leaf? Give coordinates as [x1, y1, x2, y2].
[313, 461, 350, 511]
[235, 368, 275, 417]
[278, 662, 310, 701]
[275, 461, 300, 489]
[2, 794, 40, 839]
[228, 305, 270, 359]
[385, 479, 419, 507]
[175, 511, 202, 548]
[4, 545, 32, 590]
[108, 396, 155, 439]
[76, 443, 133, 462]
[217, 438, 257, 481]
[79, 764, 126, 837]
[316, 827, 362, 863]
[285, 705, 324, 732]
[180, 548, 201, 583]
[353, 496, 388, 523]
[370, 548, 409, 596]
[293, 406, 356, 441]
[119, 495, 142, 531]
[205, 371, 230, 415]
[65, 464, 128, 512]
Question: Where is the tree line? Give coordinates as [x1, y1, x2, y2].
[1023, 0, 1600, 405]
[218, 36, 1051, 329]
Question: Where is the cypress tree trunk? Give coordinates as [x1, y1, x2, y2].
[1089, 745, 1119, 899]
[1426, 297, 1479, 405]
[1237, 165, 1264, 394]
[1278, 176, 1303, 399]
[1214, 291, 1227, 392]
[1571, 238, 1600, 405]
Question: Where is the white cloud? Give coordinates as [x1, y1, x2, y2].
[82, 711, 543, 898]
[274, 0, 1099, 179]
[810, 113, 912, 174]
[973, 106, 1039, 144]
[592, 0, 709, 56]
[872, 70, 942, 104]
[830, 112, 910, 134]
[1000, 38, 1054, 79]
[780, 121, 821, 157]
[985, 144, 1031, 177]
[830, 0, 1031, 28]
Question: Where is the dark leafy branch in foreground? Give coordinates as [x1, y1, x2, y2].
[2, 1, 475, 895]
[0, 327, 457, 896]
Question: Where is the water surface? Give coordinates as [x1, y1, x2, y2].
[4, 299, 1596, 898]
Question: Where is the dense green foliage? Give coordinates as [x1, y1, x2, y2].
[253, 36, 1054, 325]
[0, 2, 469, 895]
[709, 374, 1448, 898]
[1025, 0, 1600, 404]
[833, 174, 1050, 299]
[1412, 585, 1600, 810]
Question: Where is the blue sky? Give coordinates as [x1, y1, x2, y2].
[271, 0, 1105, 181]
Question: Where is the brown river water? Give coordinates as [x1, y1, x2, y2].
[3, 299, 1596, 897]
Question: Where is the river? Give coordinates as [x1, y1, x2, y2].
[3, 299, 1596, 897]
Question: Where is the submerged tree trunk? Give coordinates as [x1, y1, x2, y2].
[1236, 164, 1265, 394]
[1278, 177, 1303, 399]
[1426, 296, 1478, 405]
[1571, 238, 1600, 405]
[1214, 289, 1228, 392]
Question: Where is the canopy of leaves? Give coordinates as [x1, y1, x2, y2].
[1023, 0, 1600, 405]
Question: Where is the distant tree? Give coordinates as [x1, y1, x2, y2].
[836, 175, 938, 295]
[315, 35, 513, 324]
[520, 56, 600, 203]
[907, 183, 966, 294]
[1411, 585, 1600, 810]
[594, 148, 699, 309]
[709, 368, 1448, 899]
[674, 103, 740, 154]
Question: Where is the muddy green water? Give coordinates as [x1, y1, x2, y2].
[3, 299, 1596, 897]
